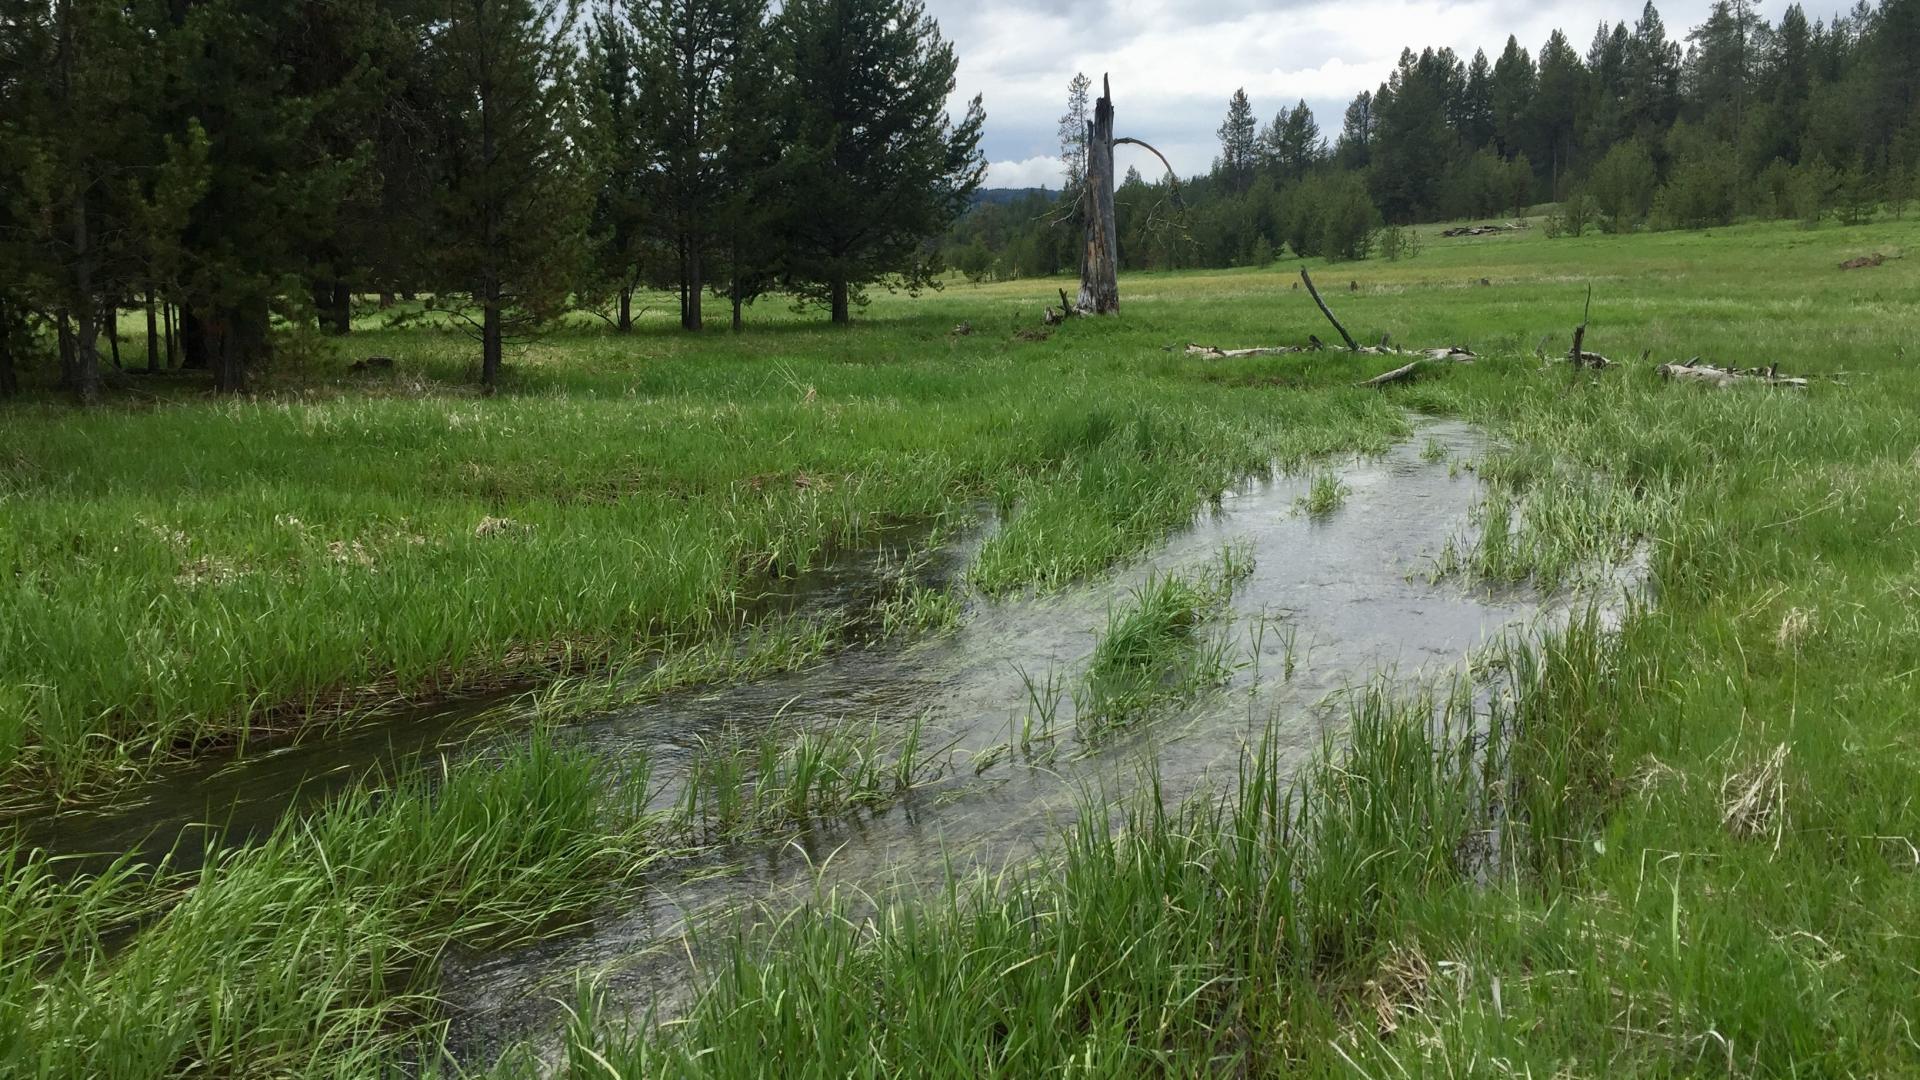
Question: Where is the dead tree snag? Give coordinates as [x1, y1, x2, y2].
[1070, 77, 1178, 317]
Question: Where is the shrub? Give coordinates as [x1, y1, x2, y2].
[1544, 188, 1592, 238]
[1376, 223, 1422, 261]
[1588, 139, 1657, 233]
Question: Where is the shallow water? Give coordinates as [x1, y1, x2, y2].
[3, 515, 962, 874]
[7, 415, 1636, 1065]
[435, 416, 1629, 1061]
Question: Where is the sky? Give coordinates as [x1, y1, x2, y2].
[925, 0, 1804, 189]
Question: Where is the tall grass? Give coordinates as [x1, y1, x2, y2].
[0, 337, 1399, 805]
[0, 735, 662, 1076]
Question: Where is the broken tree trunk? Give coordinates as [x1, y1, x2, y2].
[1566, 285, 1611, 367]
[1299, 267, 1359, 351]
[1656, 358, 1808, 389]
[1078, 76, 1119, 315]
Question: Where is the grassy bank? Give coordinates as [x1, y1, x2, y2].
[0, 309, 1399, 804]
[4, 214, 1918, 1074]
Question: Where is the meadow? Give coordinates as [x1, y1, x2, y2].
[3, 213, 1919, 1074]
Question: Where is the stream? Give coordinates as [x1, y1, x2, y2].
[5, 416, 1642, 1065]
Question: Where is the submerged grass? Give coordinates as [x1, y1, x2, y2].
[1075, 547, 1247, 736]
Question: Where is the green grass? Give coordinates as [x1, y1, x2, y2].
[6, 212, 1920, 1075]
[0, 302, 1401, 805]
[1, 734, 664, 1076]
[1298, 468, 1349, 516]
[1075, 549, 1245, 735]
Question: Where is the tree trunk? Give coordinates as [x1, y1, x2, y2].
[145, 290, 160, 373]
[0, 297, 16, 396]
[617, 286, 633, 333]
[163, 300, 177, 369]
[684, 241, 703, 330]
[105, 301, 121, 370]
[179, 307, 209, 369]
[326, 281, 351, 335]
[481, 295, 502, 391]
[830, 277, 850, 324]
[378, 290, 395, 309]
[207, 301, 265, 394]
[731, 284, 744, 333]
[1078, 76, 1119, 315]
[57, 311, 76, 389]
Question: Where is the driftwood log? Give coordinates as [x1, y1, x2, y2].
[1657, 358, 1808, 389]
[1357, 347, 1477, 388]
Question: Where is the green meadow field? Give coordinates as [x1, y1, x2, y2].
[4, 215, 1919, 1074]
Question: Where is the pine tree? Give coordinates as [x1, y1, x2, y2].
[1461, 49, 1496, 149]
[1532, 30, 1588, 191]
[1627, 2, 1683, 142]
[424, 0, 588, 390]
[631, 0, 765, 331]
[1058, 72, 1091, 195]
[1334, 91, 1373, 169]
[1491, 36, 1535, 159]
[1215, 88, 1258, 191]
[578, 4, 650, 331]
[707, 4, 782, 331]
[773, 0, 984, 324]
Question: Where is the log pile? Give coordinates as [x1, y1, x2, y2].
[1441, 222, 1528, 238]
[1656, 358, 1809, 389]
[1839, 253, 1887, 270]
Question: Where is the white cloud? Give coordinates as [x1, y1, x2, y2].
[930, 0, 1771, 182]
[987, 155, 1069, 189]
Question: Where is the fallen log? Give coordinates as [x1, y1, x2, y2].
[1357, 347, 1477, 388]
[1839, 253, 1886, 270]
[1656, 358, 1808, 389]
[1184, 343, 1305, 358]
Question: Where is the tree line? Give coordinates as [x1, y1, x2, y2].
[946, 0, 1918, 280]
[0, 0, 985, 400]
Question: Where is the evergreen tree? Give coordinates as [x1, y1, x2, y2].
[1058, 72, 1091, 195]
[707, 3, 782, 330]
[773, 0, 984, 324]
[1626, 2, 1683, 143]
[1370, 48, 1454, 220]
[1490, 36, 1535, 159]
[1460, 49, 1496, 150]
[578, 4, 650, 331]
[1260, 101, 1321, 181]
[1686, 0, 1761, 142]
[631, 0, 765, 330]
[1334, 90, 1373, 169]
[1531, 30, 1588, 191]
[1215, 88, 1258, 191]
[424, 0, 588, 389]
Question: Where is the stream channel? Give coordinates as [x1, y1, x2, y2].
[7, 416, 1642, 1064]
